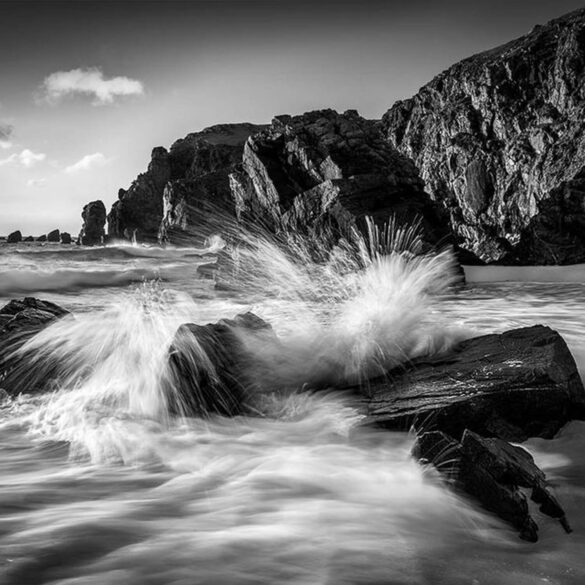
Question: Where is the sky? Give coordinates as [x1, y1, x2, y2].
[1, 0, 584, 236]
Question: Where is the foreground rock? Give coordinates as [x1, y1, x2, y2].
[382, 8, 585, 264]
[7, 230, 22, 243]
[413, 430, 571, 541]
[0, 298, 69, 394]
[60, 232, 72, 244]
[363, 325, 585, 441]
[166, 312, 277, 416]
[78, 200, 106, 245]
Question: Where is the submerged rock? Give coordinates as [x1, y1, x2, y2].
[6, 230, 22, 244]
[382, 8, 585, 264]
[78, 200, 106, 246]
[0, 297, 69, 395]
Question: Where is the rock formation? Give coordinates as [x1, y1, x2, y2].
[23, 236, 34, 242]
[36, 234, 47, 242]
[7, 230, 22, 243]
[103, 112, 453, 251]
[78, 200, 106, 246]
[60, 232, 72, 244]
[382, 8, 585, 264]
[47, 229, 60, 242]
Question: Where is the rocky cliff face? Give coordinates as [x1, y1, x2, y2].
[382, 8, 585, 264]
[231, 109, 449, 247]
[158, 123, 263, 245]
[105, 112, 451, 251]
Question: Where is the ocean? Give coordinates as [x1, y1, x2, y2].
[1, 239, 585, 585]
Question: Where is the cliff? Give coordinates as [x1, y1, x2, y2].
[382, 8, 585, 264]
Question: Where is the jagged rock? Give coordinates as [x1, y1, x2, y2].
[78, 200, 106, 246]
[7, 230, 22, 243]
[0, 298, 69, 395]
[60, 232, 72, 244]
[47, 229, 60, 242]
[166, 312, 277, 416]
[36, 234, 47, 242]
[382, 8, 585, 264]
[363, 325, 585, 441]
[23, 236, 34, 242]
[233, 109, 451, 249]
[413, 430, 571, 541]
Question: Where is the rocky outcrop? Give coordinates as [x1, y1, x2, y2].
[382, 8, 585, 264]
[60, 232, 72, 244]
[413, 430, 571, 541]
[104, 112, 453, 251]
[23, 236, 34, 242]
[362, 325, 585, 441]
[0, 298, 69, 395]
[78, 200, 106, 246]
[47, 229, 60, 242]
[107, 124, 262, 244]
[232, 109, 450, 248]
[159, 124, 263, 245]
[7, 230, 21, 243]
[36, 234, 47, 242]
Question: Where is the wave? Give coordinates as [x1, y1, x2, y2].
[0, 266, 173, 295]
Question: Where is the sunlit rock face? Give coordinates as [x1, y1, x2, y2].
[106, 111, 452, 251]
[382, 8, 585, 265]
[231, 109, 450, 248]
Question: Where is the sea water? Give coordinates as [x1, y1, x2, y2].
[1, 238, 585, 585]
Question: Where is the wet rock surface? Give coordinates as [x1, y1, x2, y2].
[382, 8, 585, 264]
[0, 298, 69, 395]
[6, 230, 22, 244]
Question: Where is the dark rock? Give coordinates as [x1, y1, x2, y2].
[23, 236, 34, 242]
[413, 429, 571, 541]
[166, 312, 277, 416]
[363, 325, 585, 441]
[60, 232, 72, 244]
[36, 234, 47, 242]
[0, 298, 69, 395]
[47, 229, 60, 242]
[7, 230, 22, 243]
[382, 8, 585, 264]
[78, 200, 106, 246]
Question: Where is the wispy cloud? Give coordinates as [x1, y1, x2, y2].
[27, 178, 47, 188]
[41, 67, 144, 105]
[0, 123, 13, 149]
[0, 149, 46, 168]
[64, 152, 109, 173]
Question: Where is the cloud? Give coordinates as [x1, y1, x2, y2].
[27, 178, 47, 188]
[64, 152, 108, 173]
[0, 149, 46, 167]
[41, 67, 144, 105]
[0, 123, 13, 149]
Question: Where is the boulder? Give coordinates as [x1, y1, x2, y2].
[0, 298, 69, 395]
[7, 230, 22, 243]
[78, 200, 106, 246]
[362, 325, 585, 441]
[23, 236, 34, 242]
[36, 234, 47, 242]
[382, 8, 585, 264]
[47, 229, 60, 242]
[166, 312, 277, 416]
[60, 232, 72, 244]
